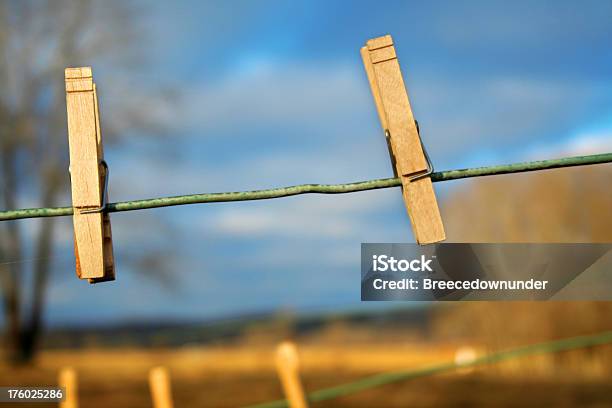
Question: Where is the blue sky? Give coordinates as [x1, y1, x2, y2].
[17, 0, 612, 325]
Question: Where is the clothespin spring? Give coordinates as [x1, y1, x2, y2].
[385, 120, 434, 183]
[80, 160, 109, 214]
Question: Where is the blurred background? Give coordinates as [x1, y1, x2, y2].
[0, 0, 611, 406]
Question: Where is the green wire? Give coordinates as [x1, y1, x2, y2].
[0, 152, 610, 221]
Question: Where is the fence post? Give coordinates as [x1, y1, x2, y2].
[58, 367, 78, 408]
[149, 366, 174, 408]
[275, 341, 308, 408]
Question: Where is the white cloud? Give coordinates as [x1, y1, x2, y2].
[562, 129, 612, 156]
[163, 60, 371, 135]
[524, 119, 612, 160]
[209, 190, 388, 239]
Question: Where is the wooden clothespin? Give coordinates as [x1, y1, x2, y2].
[65, 67, 115, 283]
[361, 35, 446, 244]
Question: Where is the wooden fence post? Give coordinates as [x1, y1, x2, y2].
[58, 367, 78, 408]
[275, 341, 308, 408]
[149, 366, 174, 408]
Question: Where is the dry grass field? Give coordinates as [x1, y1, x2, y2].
[2, 341, 612, 407]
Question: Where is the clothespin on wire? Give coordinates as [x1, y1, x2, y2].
[361, 35, 446, 244]
[65, 67, 115, 283]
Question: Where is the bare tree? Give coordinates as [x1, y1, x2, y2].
[0, 0, 163, 363]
